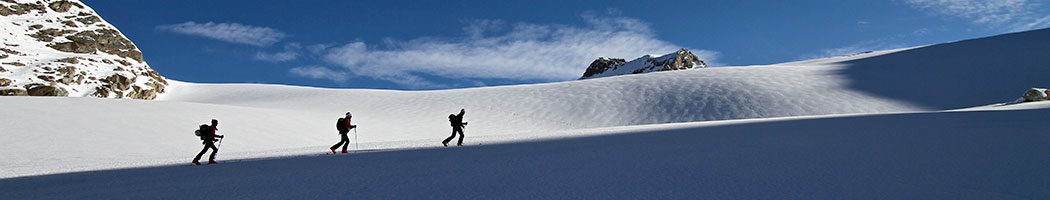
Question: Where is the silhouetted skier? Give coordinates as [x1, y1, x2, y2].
[193, 119, 224, 165]
[331, 112, 357, 154]
[443, 109, 467, 147]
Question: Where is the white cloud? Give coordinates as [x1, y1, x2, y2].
[157, 22, 288, 46]
[323, 14, 719, 88]
[255, 51, 297, 62]
[254, 43, 301, 62]
[902, 0, 1050, 31]
[288, 66, 349, 82]
[1014, 14, 1050, 31]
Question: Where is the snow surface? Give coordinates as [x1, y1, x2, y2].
[1, 24, 1050, 199]
[2, 107, 1048, 199]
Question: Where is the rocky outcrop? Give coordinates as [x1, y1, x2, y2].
[580, 48, 708, 79]
[0, 88, 28, 96]
[0, 1, 44, 16]
[26, 85, 67, 96]
[47, 28, 144, 62]
[1022, 88, 1049, 102]
[0, 0, 167, 99]
[582, 57, 626, 79]
[47, 0, 81, 13]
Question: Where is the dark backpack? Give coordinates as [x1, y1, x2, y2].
[197, 124, 211, 140]
[336, 118, 348, 132]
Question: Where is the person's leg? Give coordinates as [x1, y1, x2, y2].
[340, 134, 350, 153]
[331, 131, 348, 150]
[207, 142, 218, 161]
[456, 128, 464, 146]
[443, 128, 457, 144]
[194, 142, 209, 162]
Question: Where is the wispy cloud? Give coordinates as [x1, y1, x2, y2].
[288, 66, 349, 82]
[902, 0, 1050, 31]
[323, 13, 719, 88]
[157, 22, 288, 46]
[254, 43, 301, 62]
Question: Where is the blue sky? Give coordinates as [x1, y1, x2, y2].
[83, 0, 1050, 90]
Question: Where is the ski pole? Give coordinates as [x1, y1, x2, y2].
[354, 127, 359, 151]
[217, 137, 224, 149]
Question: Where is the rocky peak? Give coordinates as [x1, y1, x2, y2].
[0, 0, 167, 99]
[581, 57, 627, 79]
[580, 48, 708, 79]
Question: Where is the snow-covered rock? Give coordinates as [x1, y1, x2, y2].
[580, 48, 707, 79]
[1022, 88, 1048, 102]
[0, 0, 167, 99]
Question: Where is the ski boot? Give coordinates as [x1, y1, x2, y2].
[208, 160, 217, 164]
[330, 147, 338, 154]
[442, 141, 449, 147]
[342, 150, 349, 154]
[192, 160, 201, 165]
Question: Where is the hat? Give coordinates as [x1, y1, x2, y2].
[346, 112, 352, 118]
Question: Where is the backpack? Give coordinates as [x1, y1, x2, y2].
[336, 117, 348, 132]
[196, 124, 210, 139]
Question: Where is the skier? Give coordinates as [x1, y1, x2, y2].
[331, 112, 357, 154]
[193, 119, 224, 165]
[442, 109, 467, 147]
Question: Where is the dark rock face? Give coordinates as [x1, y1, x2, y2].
[74, 15, 98, 25]
[47, 0, 81, 12]
[47, 29, 144, 62]
[26, 85, 68, 96]
[0, 88, 28, 96]
[659, 48, 706, 71]
[582, 57, 627, 79]
[0, 1, 45, 16]
[29, 28, 77, 42]
[0, 78, 11, 87]
[102, 74, 131, 90]
[1022, 88, 1049, 102]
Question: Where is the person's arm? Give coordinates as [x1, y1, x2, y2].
[458, 109, 465, 117]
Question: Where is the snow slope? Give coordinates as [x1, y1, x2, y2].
[2, 106, 1049, 199]
[838, 28, 1050, 109]
[1, 26, 1049, 198]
